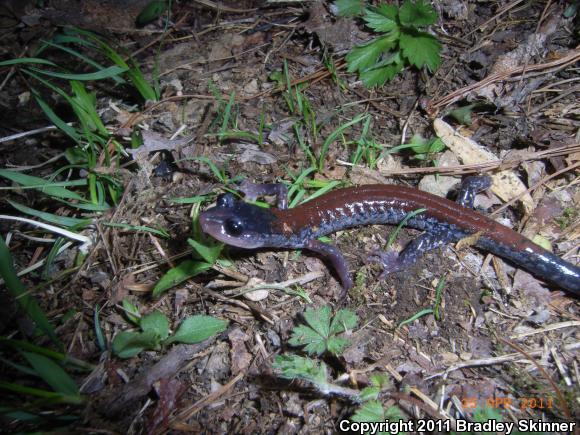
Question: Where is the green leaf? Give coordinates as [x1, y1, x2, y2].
[0, 58, 58, 67]
[122, 299, 141, 325]
[27, 65, 127, 81]
[0, 169, 85, 200]
[399, 30, 441, 71]
[165, 315, 228, 344]
[329, 309, 358, 335]
[7, 199, 90, 228]
[360, 59, 404, 87]
[289, 325, 327, 355]
[152, 260, 212, 297]
[360, 386, 380, 401]
[372, 4, 399, 20]
[112, 330, 160, 358]
[289, 306, 356, 356]
[140, 311, 169, 340]
[136, 0, 169, 26]
[21, 352, 79, 396]
[272, 355, 328, 385]
[399, 0, 438, 26]
[363, 8, 398, 33]
[346, 35, 398, 73]
[449, 104, 475, 125]
[0, 237, 59, 345]
[333, 0, 365, 17]
[187, 238, 223, 264]
[351, 400, 385, 422]
[325, 336, 351, 355]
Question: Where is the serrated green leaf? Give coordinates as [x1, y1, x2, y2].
[140, 311, 169, 340]
[329, 309, 358, 335]
[289, 324, 326, 355]
[346, 36, 398, 73]
[165, 315, 227, 344]
[325, 336, 350, 355]
[351, 400, 385, 422]
[112, 330, 160, 358]
[399, 0, 438, 26]
[360, 386, 380, 401]
[399, 30, 441, 71]
[360, 60, 404, 87]
[369, 372, 391, 389]
[152, 260, 212, 297]
[21, 352, 79, 396]
[363, 8, 398, 33]
[373, 4, 399, 20]
[272, 355, 328, 385]
[334, 0, 365, 17]
[303, 306, 331, 338]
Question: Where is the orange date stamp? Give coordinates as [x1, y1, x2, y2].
[461, 397, 554, 410]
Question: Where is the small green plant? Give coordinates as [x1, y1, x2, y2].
[289, 305, 358, 356]
[335, 0, 442, 87]
[398, 275, 446, 327]
[272, 355, 403, 428]
[111, 300, 228, 358]
[383, 134, 446, 164]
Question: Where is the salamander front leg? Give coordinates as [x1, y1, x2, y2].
[239, 180, 289, 209]
[367, 226, 454, 278]
[306, 239, 353, 297]
[456, 176, 491, 209]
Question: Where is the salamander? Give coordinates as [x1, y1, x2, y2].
[199, 177, 580, 297]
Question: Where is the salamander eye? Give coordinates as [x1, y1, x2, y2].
[216, 193, 235, 208]
[224, 218, 244, 236]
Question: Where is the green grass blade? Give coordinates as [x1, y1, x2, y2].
[21, 351, 79, 396]
[7, 199, 90, 228]
[0, 58, 57, 67]
[319, 113, 367, 171]
[0, 338, 94, 370]
[28, 65, 127, 81]
[32, 93, 80, 142]
[38, 39, 125, 84]
[0, 169, 85, 200]
[0, 236, 59, 345]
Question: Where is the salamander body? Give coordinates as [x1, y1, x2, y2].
[200, 179, 580, 296]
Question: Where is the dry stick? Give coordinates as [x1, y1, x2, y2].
[463, 0, 527, 39]
[199, 286, 275, 325]
[499, 337, 572, 419]
[427, 342, 580, 379]
[428, 49, 580, 112]
[171, 371, 245, 427]
[527, 84, 580, 116]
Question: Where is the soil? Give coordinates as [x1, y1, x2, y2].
[0, 0, 579, 433]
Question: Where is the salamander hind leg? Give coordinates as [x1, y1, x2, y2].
[367, 227, 454, 280]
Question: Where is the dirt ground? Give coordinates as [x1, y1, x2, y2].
[0, 0, 579, 433]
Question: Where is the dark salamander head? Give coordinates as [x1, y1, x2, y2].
[200, 193, 283, 249]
